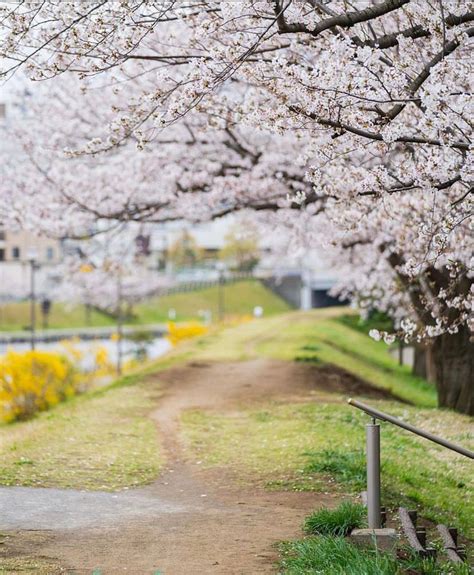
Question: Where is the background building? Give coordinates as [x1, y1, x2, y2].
[0, 227, 63, 300]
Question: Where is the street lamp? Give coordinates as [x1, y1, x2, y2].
[26, 248, 39, 351]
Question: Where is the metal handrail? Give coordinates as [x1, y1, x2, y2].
[347, 398, 474, 530]
[348, 399, 474, 459]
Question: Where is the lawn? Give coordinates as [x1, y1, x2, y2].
[0, 373, 164, 490]
[133, 278, 290, 323]
[0, 280, 290, 331]
[0, 301, 115, 331]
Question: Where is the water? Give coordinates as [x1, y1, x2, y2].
[0, 336, 172, 371]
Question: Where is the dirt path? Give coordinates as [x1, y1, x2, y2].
[0, 358, 382, 574]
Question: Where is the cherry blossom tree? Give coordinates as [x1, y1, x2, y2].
[55, 224, 173, 315]
[1, 0, 472, 413]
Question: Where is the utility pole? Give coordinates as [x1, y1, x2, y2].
[216, 262, 225, 322]
[28, 254, 38, 351]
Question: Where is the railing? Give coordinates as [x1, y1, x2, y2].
[347, 398, 474, 530]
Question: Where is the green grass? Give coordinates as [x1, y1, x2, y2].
[132, 279, 290, 323]
[304, 449, 366, 490]
[280, 535, 399, 575]
[304, 501, 366, 536]
[0, 372, 163, 490]
[0, 301, 115, 331]
[279, 536, 471, 575]
[0, 555, 63, 575]
[182, 401, 473, 535]
[337, 311, 394, 335]
[0, 280, 290, 331]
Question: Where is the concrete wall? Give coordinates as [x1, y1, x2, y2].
[263, 275, 302, 308]
[264, 274, 346, 309]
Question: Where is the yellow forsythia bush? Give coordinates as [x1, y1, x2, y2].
[167, 322, 208, 346]
[93, 345, 115, 377]
[0, 350, 79, 422]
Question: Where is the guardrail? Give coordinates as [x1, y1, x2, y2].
[0, 324, 168, 345]
[347, 398, 474, 530]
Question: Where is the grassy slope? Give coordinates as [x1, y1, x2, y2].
[0, 280, 290, 331]
[132, 278, 290, 323]
[0, 348, 192, 491]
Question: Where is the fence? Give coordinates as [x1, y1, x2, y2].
[348, 398, 473, 562]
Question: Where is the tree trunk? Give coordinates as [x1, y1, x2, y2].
[432, 326, 474, 415]
[413, 343, 439, 384]
[413, 345, 427, 379]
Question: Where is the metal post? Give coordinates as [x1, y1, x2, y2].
[366, 419, 382, 529]
[218, 271, 225, 322]
[29, 259, 36, 351]
[116, 272, 123, 376]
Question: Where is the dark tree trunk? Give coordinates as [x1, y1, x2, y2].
[432, 326, 474, 415]
[413, 344, 438, 383]
[413, 345, 427, 379]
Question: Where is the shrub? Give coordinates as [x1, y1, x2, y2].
[304, 501, 366, 536]
[0, 350, 79, 422]
[93, 345, 115, 376]
[167, 322, 208, 346]
[61, 338, 114, 377]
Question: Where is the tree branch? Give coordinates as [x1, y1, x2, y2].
[383, 27, 474, 122]
[276, 0, 410, 37]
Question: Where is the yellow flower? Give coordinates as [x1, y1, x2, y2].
[92, 345, 114, 376]
[0, 350, 80, 422]
[166, 322, 208, 347]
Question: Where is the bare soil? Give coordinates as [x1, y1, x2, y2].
[0, 359, 391, 574]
